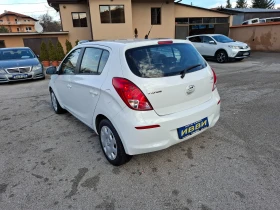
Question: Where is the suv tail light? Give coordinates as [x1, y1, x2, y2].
[211, 68, 217, 91]
[112, 78, 153, 111]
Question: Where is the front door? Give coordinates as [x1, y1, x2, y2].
[55, 48, 81, 110]
[200, 36, 218, 57]
[70, 47, 110, 126]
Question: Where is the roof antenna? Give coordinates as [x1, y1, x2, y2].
[145, 1, 165, 39]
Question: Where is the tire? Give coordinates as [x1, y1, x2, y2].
[98, 119, 132, 166]
[235, 58, 244, 61]
[215, 50, 228, 63]
[50, 90, 65, 114]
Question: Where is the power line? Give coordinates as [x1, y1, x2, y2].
[0, 2, 47, 5]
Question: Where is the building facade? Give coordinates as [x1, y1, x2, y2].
[0, 11, 38, 33]
[48, 0, 230, 44]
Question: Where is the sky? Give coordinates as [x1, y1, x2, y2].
[0, 0, 280, 21]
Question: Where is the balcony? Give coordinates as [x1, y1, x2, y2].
[0, 21, 34, 26]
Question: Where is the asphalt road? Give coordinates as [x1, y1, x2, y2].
[1, 52, 280, 210]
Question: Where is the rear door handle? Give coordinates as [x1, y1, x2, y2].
[67, 84, 72, 89]
[89, 90, 98, 96]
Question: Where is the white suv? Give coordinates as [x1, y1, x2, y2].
[187, 34, 251, 63]
[46, 39, 220, 166]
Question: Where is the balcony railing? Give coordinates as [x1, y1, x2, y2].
[0, 21, 34, 25]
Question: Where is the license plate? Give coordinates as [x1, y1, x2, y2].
[13, 74, 28, 79]
[177, 117, 209, 139]
[243, 52, 249, 56]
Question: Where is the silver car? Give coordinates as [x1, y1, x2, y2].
[0, 47, 45, 83]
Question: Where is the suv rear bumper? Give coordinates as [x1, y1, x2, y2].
[111, 90, 220, 155]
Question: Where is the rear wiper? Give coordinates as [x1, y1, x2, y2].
[180, 64, 202, 79]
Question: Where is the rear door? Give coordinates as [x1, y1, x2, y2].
[55, 48, 81, 109]
[70, 47, 110, 126]
[188, 36, 203, 55]
[124, 42, 214, 116]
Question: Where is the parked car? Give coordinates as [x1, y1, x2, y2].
[46, 39, 220, 166]
[187, 34, 251, 63]
[242, 18, 260, 25]
[0, 47, 45, 83]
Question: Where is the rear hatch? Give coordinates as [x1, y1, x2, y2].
[123, 41, 214, 116]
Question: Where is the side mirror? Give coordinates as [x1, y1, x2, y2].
[46, 66, 58, 75]
[209, 41, 216, 45]
[36, 54, 40, 58]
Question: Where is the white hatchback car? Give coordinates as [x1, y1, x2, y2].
[187, 34, 251, 63]
[46, 39, 220, 166]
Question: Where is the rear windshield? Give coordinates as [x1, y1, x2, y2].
[125, 43, 207, 78]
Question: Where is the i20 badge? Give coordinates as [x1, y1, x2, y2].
[186, 85, 195, 95]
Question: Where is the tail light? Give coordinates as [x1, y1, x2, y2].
[211, 68, 217, 91]
[112, 78, 153, 111]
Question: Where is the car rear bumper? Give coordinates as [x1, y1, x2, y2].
[0, 71, 45, 83]
[112, 90, 220, 155]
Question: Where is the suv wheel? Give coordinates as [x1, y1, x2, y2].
[216, 50, 228, 63]
[50, 91, 65, 114]
[99, 119, 132, 166]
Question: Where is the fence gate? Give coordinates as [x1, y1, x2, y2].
[23, 37, 58, 55]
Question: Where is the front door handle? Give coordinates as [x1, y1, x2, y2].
[89, 90, 98, 96]
[67, 84, 72, 89]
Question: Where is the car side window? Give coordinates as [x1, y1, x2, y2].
[60, 49, 81, 75]
[189, 36, 202, 43]
[98, 50, 110, 74]
[202, 36, 214, 44]
[79, 48, 109, 74]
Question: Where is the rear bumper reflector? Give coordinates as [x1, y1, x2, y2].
[135, 125, 160, 130]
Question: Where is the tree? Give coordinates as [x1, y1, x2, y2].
[226, 0, 232, 8]
[40, 41, 49, 61]
[38, 13, 62, 32]
[252, 0, 275, 9]
[65, 39, 73, 54]
[75, 39, 79, 46]
[236, 0, 248, 8]
[48, 41, 57, 61]
[56, 41, 65, 61]
[0, 26, 9, 33]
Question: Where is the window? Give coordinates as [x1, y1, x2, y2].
[60, 49, 81, 75]
[125, 43, 206, 78]
[26, 27, 32, 32]
[15, 19, 17, 22]
[0, 49, 35, 60]
[72, 12, 88, 27]
[216, 17, 228, 23]
[203, 17, 215, 23]
[28, 20, 30, 22]
[80, 48, 109, 74]
[99, 5, 125, 23]
[188, 36, 202, 43]
[175, 18, 189, 24]
[202, 36, 215, 44]
[151, 8, 161, 25]
[189, 18, 202, 24]
[17, 28, 20, 32]
[24, 20, 27, 22]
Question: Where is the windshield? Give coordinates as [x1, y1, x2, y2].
[212, 35, 234, 43]
[125, 43, 207, 78]
[0, 49, 35, 60]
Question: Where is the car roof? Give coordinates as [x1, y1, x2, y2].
[0, 47, 31, 51]
[188, 34, 223, 37]
[77, 39, 189, 50]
